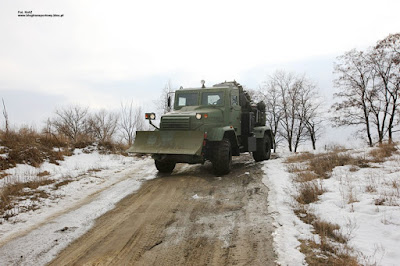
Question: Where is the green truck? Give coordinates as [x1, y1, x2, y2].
[127, 81, 273, 175]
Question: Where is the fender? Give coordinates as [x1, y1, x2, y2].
[207, 126, 240, 155]
[207, 126, 235, 141]
[254, 126, 273, 140]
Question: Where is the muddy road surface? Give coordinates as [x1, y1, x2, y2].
[50, 155, 276, 266]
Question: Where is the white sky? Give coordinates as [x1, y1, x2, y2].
[0, 0, 399, 127]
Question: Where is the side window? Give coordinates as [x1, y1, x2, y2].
[231, 95, 238, 106]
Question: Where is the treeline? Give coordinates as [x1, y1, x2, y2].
[44, 102, 146, 147]
[0, 102, 146, 170]
[249, 33, 399, 151]
[332, 33, 400, 146]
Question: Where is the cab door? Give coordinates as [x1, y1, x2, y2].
[229, 89, 241, 136]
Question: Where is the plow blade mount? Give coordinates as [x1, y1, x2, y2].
[127, 131, 204, 156]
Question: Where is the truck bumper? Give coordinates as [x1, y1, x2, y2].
[127, 130, 204, 156]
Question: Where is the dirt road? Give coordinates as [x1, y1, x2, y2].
[50, 155, 276, 266]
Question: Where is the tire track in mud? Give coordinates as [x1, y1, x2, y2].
[50, 155, 277, 265]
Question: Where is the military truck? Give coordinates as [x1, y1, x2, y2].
[127, 81, 273, 175]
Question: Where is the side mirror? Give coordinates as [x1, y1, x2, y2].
[167, 96, 171, 108]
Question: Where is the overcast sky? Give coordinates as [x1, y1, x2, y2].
[0, 0, 399, 130]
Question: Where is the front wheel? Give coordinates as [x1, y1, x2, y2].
[155, 160, 176, 173]
[253, 134, 271, 162]
[212, 139, 232, 175]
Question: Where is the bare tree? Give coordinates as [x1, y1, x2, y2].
[89, 109, 119, 142]
[258, 81, 283, 152]
[52, 105, 89, 143]
[297, 80, 323, 151]
[2, 98, 9, 134]
[120, 101, 145, 146]
[154, 80, 174, 116]
[258, 71, 322, 152]
[333, 34, 400, 145]
[271, 71, 310, 152]
[332, 49, 374, 147]
[372, 33, 400, 142]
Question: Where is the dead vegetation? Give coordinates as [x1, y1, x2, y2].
[295, 180, 325, 204]
[0, 174, 82, 222]
[369, 142, 398, 163]
[294, 206, 357, 265]
[0, 125, 129, 222]
[286, 142, 399, 265]
[0, 178, 55, 221]
[286, 151, 370, 179]
[0, 128, 69, 171]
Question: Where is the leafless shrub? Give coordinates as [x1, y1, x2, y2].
[365, 185, 377, 193]
[51, 105, 90, 144]
[374, 197, 386, 206]
[120, 101, 145, 146]
[88, 109, 119, 142]
[295, 180, 325, 204]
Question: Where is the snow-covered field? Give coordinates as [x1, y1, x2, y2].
[263, 148, 400, 266]
[1, 145, 399, 265]
[0, 149, 155, 265]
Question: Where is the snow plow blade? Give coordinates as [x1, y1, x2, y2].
[127, 131, 204, 156]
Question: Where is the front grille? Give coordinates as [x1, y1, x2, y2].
[161, 116, 190, 130]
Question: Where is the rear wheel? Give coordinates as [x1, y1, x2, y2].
[253, 134, 271, 162]
[155, 160, 176, 173]
[212, 139, 232, 175]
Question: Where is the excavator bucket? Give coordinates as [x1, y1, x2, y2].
[127, 131, 204, 156]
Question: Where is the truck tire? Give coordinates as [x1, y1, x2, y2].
[212, 139, 232, 175]
[155, 160, 176, 173]
[253, 134, 271, 162]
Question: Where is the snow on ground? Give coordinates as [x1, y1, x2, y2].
[263, 149, 400, 266]
[0, 149, 156, 265]
[262, 156, 309, 266]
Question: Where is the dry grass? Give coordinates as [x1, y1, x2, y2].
[287, 149, 364, 265]
[0, 128, 70, 170]
[293, 171, 319, 182]
[308, 153, 368, 179]
[369, 142, 398, 163]
[296, 207, 358, 265]
[285, 152, 317, 163]
[287, 151, 370, 179]
[296, 180, 325, 204]
[300, 239, 359, 266]
[313, 220, 347, 244]
[37, 171, 51, 177]
[0, 179, 55, 220]
[287, 144, 398, 265]
[53, 179, 74, 190]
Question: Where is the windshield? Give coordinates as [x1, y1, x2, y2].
[201, 91, 224, 106]
[176, 92, 199, 107]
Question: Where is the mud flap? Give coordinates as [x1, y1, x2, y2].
[127, 131, 204, 156]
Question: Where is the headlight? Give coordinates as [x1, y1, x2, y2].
[145, 113, 156, 120]
[196, 113, 202, 120]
